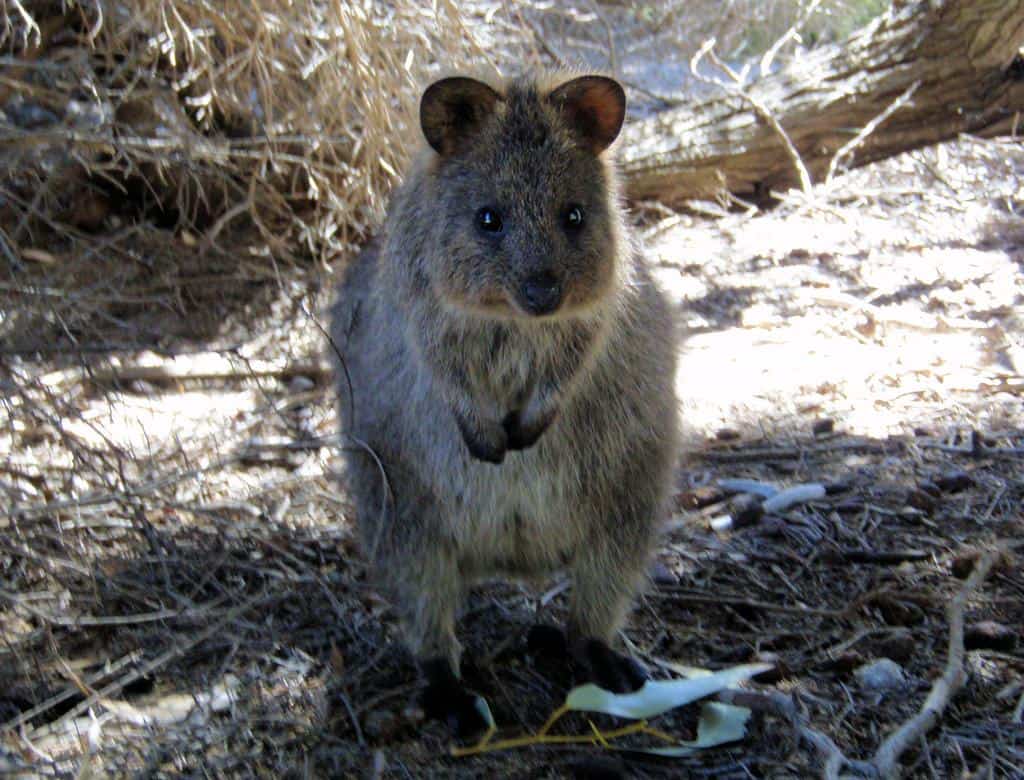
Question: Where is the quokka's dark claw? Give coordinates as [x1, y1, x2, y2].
[502, 408, 556, 451]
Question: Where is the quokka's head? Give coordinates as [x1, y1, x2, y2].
[414, 73, 628, 320]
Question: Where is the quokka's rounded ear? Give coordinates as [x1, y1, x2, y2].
[547, 76, 626, 154]
[420, 77, 502, 156]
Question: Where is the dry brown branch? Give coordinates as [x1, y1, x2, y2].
[0, 0, 489, 355]
[656, 588, 848, 618]
[871, 549, 1003, 778]
[0, 651, 143, 735]
[0, 589, 230, 628]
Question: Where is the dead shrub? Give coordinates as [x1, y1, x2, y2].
[1, 0, 489, 351]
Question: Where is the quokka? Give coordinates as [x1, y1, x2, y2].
[330, 71, 679, 733]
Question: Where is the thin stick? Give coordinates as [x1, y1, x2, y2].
[826, 80, 921, 184]
[39, 353, 330, 390]
[656, 589, 848, 618]
[25, 591, 265, 741]
[0, 650, 142, 734]
[690, 39, 814, 197]
[703, 439, 897, 463]
[760, 0, 824, 76]
[0, 589, 229, 627]
[715, 689, 877, 779]
[872, 549, 1001, 777]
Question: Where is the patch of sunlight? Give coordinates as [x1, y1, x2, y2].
[64, 390, 261, 457]
[675, 313, 1008, 438]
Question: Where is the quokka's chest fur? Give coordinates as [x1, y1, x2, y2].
[435, 313, 605, 409]
[446, 445, 586, 578]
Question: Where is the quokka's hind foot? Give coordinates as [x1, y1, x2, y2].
[573, 637, 648, 693]
[419, 658, 492, 738]
[526, 624, 648, 693]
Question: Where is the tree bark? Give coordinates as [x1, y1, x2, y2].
[619, 0, 1024, 203]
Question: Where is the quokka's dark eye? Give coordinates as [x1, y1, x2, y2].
[564, 205, 584, 229]
[476, 207, 503, 233]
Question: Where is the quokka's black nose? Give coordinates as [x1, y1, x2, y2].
[519, 272, 562, 315]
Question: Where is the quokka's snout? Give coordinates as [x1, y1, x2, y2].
[517, 269, 562, 316]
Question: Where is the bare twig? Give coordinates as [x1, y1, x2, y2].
[38, 353, 330, 390]
[824, 549, 932, 566]
[715, 689, 878, 779]
[690, 38, 813, 197]
[0, 650, 143, 734]
[655, 588, 847, 618]
[759, 0, 824, 76]
[0, 589, 229, 628]
[25, 591, 266, 741]
[703, 438, 900, 463]
[826, 80, 922, 183]
[872, 549, 1002, 777]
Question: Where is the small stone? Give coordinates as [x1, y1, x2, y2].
[289, 375, 316, 393]
[855, 658, 906, 692]
[812, 418, 835, 436]
[715, 428, 741, 441]
[872, 630, 915, 663]
[875, 596, 924, 626]
[951, 552, 979, 579]
[965, 621, 1017, 652]
[907, 488, 938, 513]
[728, 494, 764, 528]
[934, 470, 974, 493]
[649, 560, 678, 586]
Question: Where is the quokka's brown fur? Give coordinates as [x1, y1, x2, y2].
[330, 70, 679, 722]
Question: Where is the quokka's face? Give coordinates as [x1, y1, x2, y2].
[418, 75, 627, 321]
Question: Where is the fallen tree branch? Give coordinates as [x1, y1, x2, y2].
[620, 0, 1024, 202]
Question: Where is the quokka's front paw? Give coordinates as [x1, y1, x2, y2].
[502, 405, 558, 451]
[454, 413, 508, 464]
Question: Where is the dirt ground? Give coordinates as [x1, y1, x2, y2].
[2, 129, 1022, 778]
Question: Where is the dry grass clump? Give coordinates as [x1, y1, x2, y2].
[1, 0, 487, 352]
